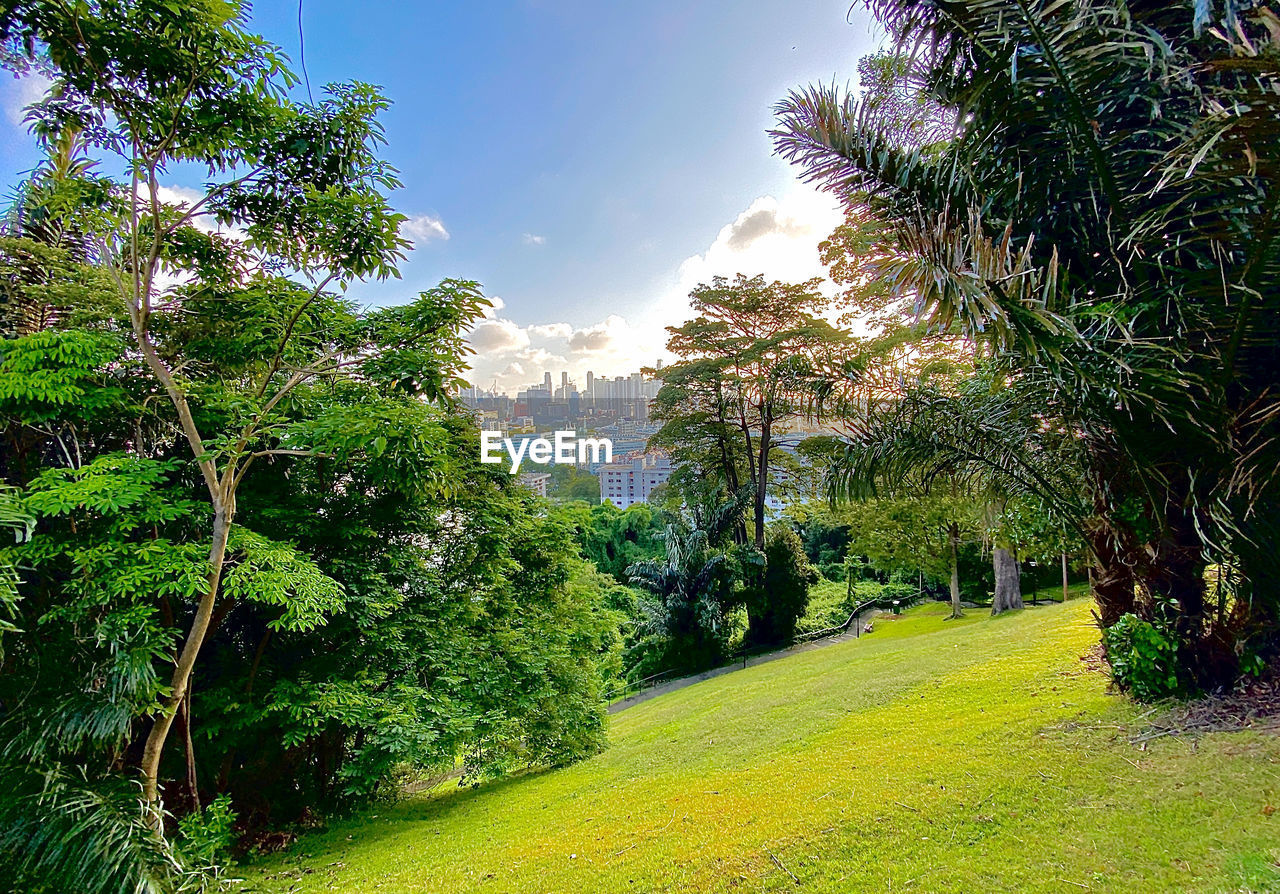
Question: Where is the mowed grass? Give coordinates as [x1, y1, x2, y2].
[241, 596, 1280, 893]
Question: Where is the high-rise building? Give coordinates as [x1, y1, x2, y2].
[543, 371, 553, 391]
[586, 371, 594, 397]
[598, 453, 673, 508]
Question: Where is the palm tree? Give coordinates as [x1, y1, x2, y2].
[0, 483, 32, 642]
[774, 0, 1280, 686]
[627, 523, 731, 674]
[1, 128, 103, 337]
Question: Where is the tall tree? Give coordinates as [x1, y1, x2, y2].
[774, 2, 1280, 686]
[654, 275, 853, 550]
[744, 523, 818, 647]
[834, 488, 981, 618]
[1, 0, 487, 818]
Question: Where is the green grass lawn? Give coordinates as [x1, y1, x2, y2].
[240, 596, 1280, 893]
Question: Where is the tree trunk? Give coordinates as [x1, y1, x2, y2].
[948, 522, 963, 619]
[1087, 527, 1136, 627]
[140, 502, 233, 821]
[182, 685, 200, 812]
[753, 421, 770, 550]
[1061, 551, 1069, 603]
[991, 547, 1023, 615]
[1147, 509, 1218, 684]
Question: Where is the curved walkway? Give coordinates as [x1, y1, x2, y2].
[608, 606, 885, 714]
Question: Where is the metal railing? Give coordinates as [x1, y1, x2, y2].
[604, 668, 684, 702]
[791, 597, 880, 645]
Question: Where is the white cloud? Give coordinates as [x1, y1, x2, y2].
[671, 190, 841, 295]
[567, 315, 630, 354]
[515, 347, 567, 369]
[723, 202, 810, 250]
[144, 184, 247, 295]
[156, 185, 205, 206]
[403, 214, 450, 245]
[465, 184, 843, 393]
[522, 233, 546, 246]
[468, 317, 530, 353]
[151, 184, 249, 243]
[3, 73, 51, 127]
[529, 322, 572, 338]
[622, 185, 843, 365]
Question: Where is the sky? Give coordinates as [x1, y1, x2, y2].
[0, 1, 884, 392]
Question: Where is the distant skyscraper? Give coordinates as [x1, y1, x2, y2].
[586, 371, 594, 397]
[561, 371, 569, 392]
[543, 371, 552, 392]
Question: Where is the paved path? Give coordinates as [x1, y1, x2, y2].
[608, 607, 885, 714]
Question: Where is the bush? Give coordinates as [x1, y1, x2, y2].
[853, 580, 917, 607]
[1103, 614, 1181, 701]
[819, 562, 846, 582]
[743, 525, 819, 646]
[176, 794, 237, 873]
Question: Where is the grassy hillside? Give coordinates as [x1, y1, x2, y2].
[241, 598, 1280, 893]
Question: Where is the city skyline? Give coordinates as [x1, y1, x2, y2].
[462, 360, 665, 400]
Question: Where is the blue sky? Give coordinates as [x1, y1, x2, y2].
[0, 1, 882, 390]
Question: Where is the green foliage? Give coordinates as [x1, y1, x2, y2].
[0, 760, 210, 894]
[833, 491, 978, 589]
[652, 274, 854, 547]
[175, 795, 237, 874]
[221, 528, 345, 632]
[0, 4, 615, 890]
[552, 500, 666, 582]
[0, 483, 33, 635]
[0, 328, 126, 424]
[742, 524, 817, 646]
[546, 464, 600, 503]
[818, 561, 845, 582]
[796, 578, 919, 635]
[1104, 614, 1182, 702]
[626, 518, 736, 675]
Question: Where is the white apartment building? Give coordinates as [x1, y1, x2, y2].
[517, 471, 550, 498]
[598, 453, 673, 508]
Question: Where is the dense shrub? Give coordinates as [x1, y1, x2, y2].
[1104, 614, 1181, 701]
[743, 525, 819, 647]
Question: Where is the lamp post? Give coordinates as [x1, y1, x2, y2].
[1029, 559, 1038, 605]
